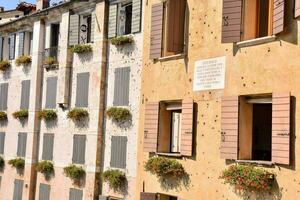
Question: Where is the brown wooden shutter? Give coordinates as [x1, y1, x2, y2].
[272, 93, 290, 165]
[220, 96, 239, 159]
[166, 0, 186, 53]
[144, 102, 159, 152]
[295, 0, 300, 18]
[273, 0, 285, 34]
[140, 192, 157, 200]
[150, 3, 164, 59]
[181, 100, 194, 156]
[221, 0, 242, 43]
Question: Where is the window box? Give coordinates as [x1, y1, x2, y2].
[38, 109, 57, 121]
[70, 44, 93, 54]
[8, 158, 25, 170]
[0, 60, 11, 72]
[106, 107, 131, 123]
[63, 164, 85, 183]
[15, 55, 31, 66]
[12, 109, 29, 120]
[102, 169, 127, 191]
[67, 108, 89, 122]
[36, 160, 54, 178]
[110, 35, 134, 46]
[0, 111, 7, 121]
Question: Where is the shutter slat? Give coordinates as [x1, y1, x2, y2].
[111, 136, 127, 169]
[144, 102, 159, 152]
[20, 80, 30, 109]
[108, 4, 117, 38]
[45, 77, 57, 109]
[272, 92, 290, 165]
[18, 32, 25, 57]
[69, 14, 79, 46]
[131, 0, 142, 33]
[220, 96, 239, 159]
[273, 0, 285, 34]
[39, 184, 50, 200]
[150, 3, 163, 59]
[13, 179, 24, 200]
[75, 73, 89, 108]
[180, 100, 194, 156]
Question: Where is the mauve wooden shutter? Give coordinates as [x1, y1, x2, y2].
[113, 67, 130, 106]
[69, 188, 83, 200]
[69, 14, 79, 46]
[150, 3, 163, 59]
[272, 93, 290, 165]
[20, 80, 30, 109]
[42, 133, 54, 161]
[273, 0, 285, 34]
[0, 83, 8, 111]
[13, 179, 24, 200]
[132, 0, 142, 33]
[17, 132, 27, 157]
[0, 132, 5, 155]
[144, 102, 159, 152]
[295, 0, 300, 18]
[110, 136, 127, 169]
[108, 4, 117, 38]
[0, 37, 3, 60]
[140, 192, 157, 200]
[220, 96, 239, 160]
[75, 72, 89, 108]
[72, 135, 86, 165]
[9, 34, 16, 60]
[18, 32, 25, 57]
[181, 100, 194, 156]
[45, 77, 57, 109]
[39, 184, 50, 200]
[221, 0, 242, 43]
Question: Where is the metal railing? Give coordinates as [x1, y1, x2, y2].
[43, 46, 60, 64]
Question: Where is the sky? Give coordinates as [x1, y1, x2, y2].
[0, 0, 61, 10]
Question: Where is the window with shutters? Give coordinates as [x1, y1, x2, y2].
[20, 80, 30, 109]
[0, 83, 9, 111]
[39, 183, 51, 200]
[8, 34, 16, 60]
[42, 133, 54, 161]
[110, 136, 127, 169]
[75, 72, 89, 108]
[45, 77, 57, 109]
[69, 188, 83, 200]
[45, 23, 60, 62]
[0, 132, 5, 155]
[72, 135, 86, 165]
[13, 179, 24, 200]
[17, 132, 27, 157]
[113, 67, 130, 106]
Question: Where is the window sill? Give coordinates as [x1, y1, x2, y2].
[156, 152, 182, 158]
[236, 35, 276, 48]
[157, 53, 186, 62]
[236, 160, 274, 166]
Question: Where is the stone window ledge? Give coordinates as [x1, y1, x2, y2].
[236, 35, 276, 48]
[236, 160, 274, 166]
[156, 152, 182, 158]
[157, 53, 186, 62]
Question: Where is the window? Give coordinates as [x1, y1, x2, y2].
[69, 188, 83, 200]
[110, 136, 127, 169]
[17, 132, 27, 157]
[45, 77, 57, 109]
[0, 83, 9, 111]
[75, 72, 89, 108]
[0, 132, 5, 155]
[20, 80, 30, 109]
[113, 67, 130, 106]
[42, 133, 54, 161]
[13, 179, 24, 200]
[72, 135, 86, 165]
[140, 193, 178, 200]
[8, 34, 16, 60]
[39, 184, 50, 200]
[45, 23, 60, 60]
[117, 1, 132, 36]
[80, 14, 92, 44]
[150, 0, 186, 59]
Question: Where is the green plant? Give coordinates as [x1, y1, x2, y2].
[102, 169, 126, 191]
[63, 165, 85, 181]
[144, 157, 185, 178]
[36, 160, 54, 175]
[106, 107, 131, 123]
[0, 156, 4, 169]
[67, 108, 89, 121]
[219, 164, 275, 192]
[71, 44, 93, 54]
[8, 158, 25, 170]
[0, 111, 7, 121]
[15, 55, 32, 66]
[110, 35, 134, 46]
[38, 109, 57, 121]
[43, 56, 56, 65]
[0, 60, 10, 71]
[12, 109, 28, 120]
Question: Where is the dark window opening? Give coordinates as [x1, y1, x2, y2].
[158, 194, 178, 200]
[79, 14, 92, 44]
[15, 15, 19, 18]
[118, 2, 133, 36]
[258, 0, 270, 37]
[50, 24, 60, 47]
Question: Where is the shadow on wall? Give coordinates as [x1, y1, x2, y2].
[158, 172, 191, 192]
[78, 51, 93, 63]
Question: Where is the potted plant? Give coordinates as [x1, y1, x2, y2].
[102, 169, 126, 191]
[0, 111, 7, 121]
[67, 108, 89, 121]
[70, 44, 93, 54]
[8, 158, 25, 170]
[38, 109, 57, 121]
[0, 60, 10, 72]
[36, 160, 54, 177]
[106, 107, 131, 123]
[12, 109, 29, 120]
[15, 55, 32, 66]
[110, 35, 134, 46]
[63, 164, 85, 182]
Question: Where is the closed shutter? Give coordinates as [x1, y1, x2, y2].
[72, 135, 86, 165]
[42, 133, 54, 161]
[9, 34, 16, 60]
[111, 136, 127, 169]
[113, 67, 130, 106]
[45, 77, 57, 109]
[221, 0, 242, 43]
[144, 102, 159, 152]
[17, 132, 27, 157]
[98, 196, 108, 200]
[220, 96, 239, 160]
[140, 192, 157, 200]
[180, 100, 194, 156]
[273, 0, 285, 34]
[295, 0, 300, 18]
[39, 184, 50, 200]
[75, 72, 89, 108]
[69, 14, 79, 46]
[150, 3, 163, 59]
[69, 188, 83, 200]
[18, 32, 25, 56]
[108, 4, 118, 38]
[13, 179, 24, 200]
[0, 37, 3, 60]
[272, 93, 290, 165]
[90, 13, 96, 42]
[166, 0, 186, 53]
[0, 83, 8, 111]
[0, 132, 5, 155]
[131, 0, 142, 33]
[20, 80, 30, 109]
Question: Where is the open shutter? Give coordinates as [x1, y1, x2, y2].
[108, 4, 117, 38]
[0, 37, 3, 60]
[150, 3, 164, 59]
[295, 0, 300, 18]
[273, 0, 285, 34]
[69, 14, 79, 46]
[132, 0, 142, 33]
[9, 34, 16, 60]
[220, 96, 239, 159]
[221, 0, 242, 43]
[90, 13, 96, 42]
[180, 100, 194, 156]
[18, 32, 25, 56]
[144, 102, 159, 152]
[20, 80, 30, 109]
[140, 192, 157, 200]
[272, 93, 290, 165]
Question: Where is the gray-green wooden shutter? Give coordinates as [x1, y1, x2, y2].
[20, 80, 30, 109]
[29, 32, 33, 55]
[69, 188, 83, 200]
[113, 67, 130, 106]
[39, 184, 50, 200]
[90, 13, 96, 42]
[69, 14, 79, 46]
[132, 0, 142, 33]
[18, 32, 25, 56]
[111, 136, 127, 169]
[0, 132, 5, 155]
[98, 196, 108, 200]
[9, 34, 16, 60]
[17, 132, 27, 157]
[42, 133, 54, 161]
[108, 4, 117, 38]
[72, 135, 86, 164]
[0, 83, 8, 111]
[13, 179, 24, 200]
[75, 72, 89, 108]
[0, 37, 3, 60]
[45, 77, 57, 109]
